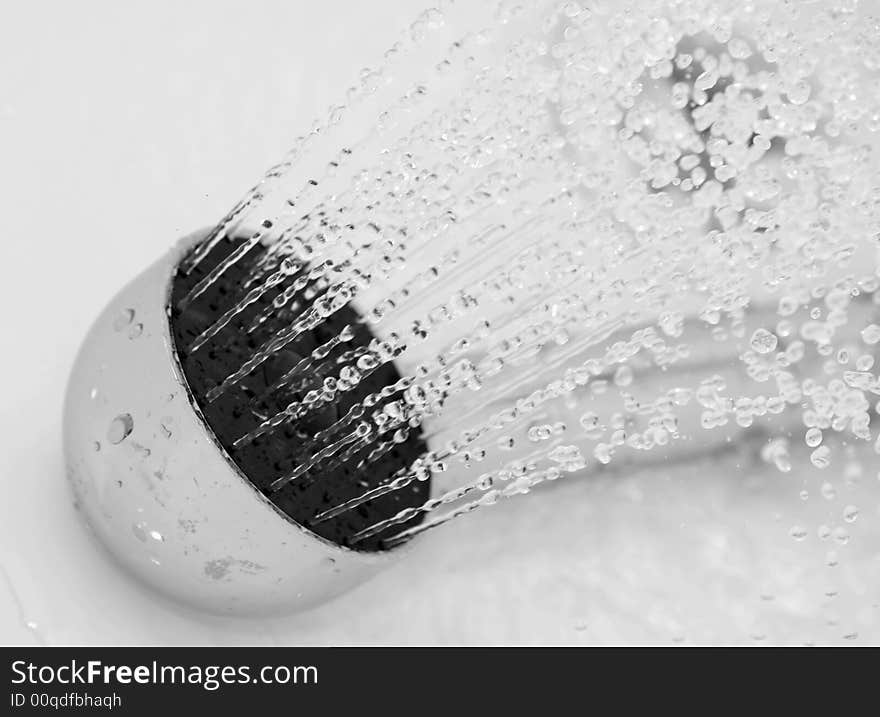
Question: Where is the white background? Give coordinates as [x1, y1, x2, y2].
[1, 0, 879, 645]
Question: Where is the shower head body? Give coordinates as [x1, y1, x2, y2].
[63, 231, 399, 615]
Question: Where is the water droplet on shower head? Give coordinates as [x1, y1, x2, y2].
[107, 414, 133, 445]
[112, 309, 135, 332]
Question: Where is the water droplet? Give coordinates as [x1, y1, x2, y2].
[811, 446, 831, 469]
[750, 328, 778, 354]
[113, 308, 135, 331]
[861, 324, 880, 345]
[787, 80, 811, 105]
[727, 37, 751, 59]
[613, 365, 634, 387]
[132, 521, 148, 542]
[497, 436, 515, 450]
[107, 414, 133, 444]
[856, 354, 874, 371]
[789, 525, 808, 541]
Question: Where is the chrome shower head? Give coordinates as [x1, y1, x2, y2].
[64, 230, 431, 614]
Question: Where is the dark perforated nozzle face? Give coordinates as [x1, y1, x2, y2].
[168, 236, 430, 551]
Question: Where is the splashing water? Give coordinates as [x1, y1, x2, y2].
[171, 0, 879, 558]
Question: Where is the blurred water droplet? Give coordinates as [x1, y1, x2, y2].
[789, 525, 808, 541]
[861, 324, 880, 345]
[811, 446, 831, 469]
[750, 328, 777, 354]
[832, 527, 850, 545]
[132, 521, 148, 542]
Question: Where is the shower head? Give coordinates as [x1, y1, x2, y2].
[66, 224, 454, 613]
[65, 231, 390, 613]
